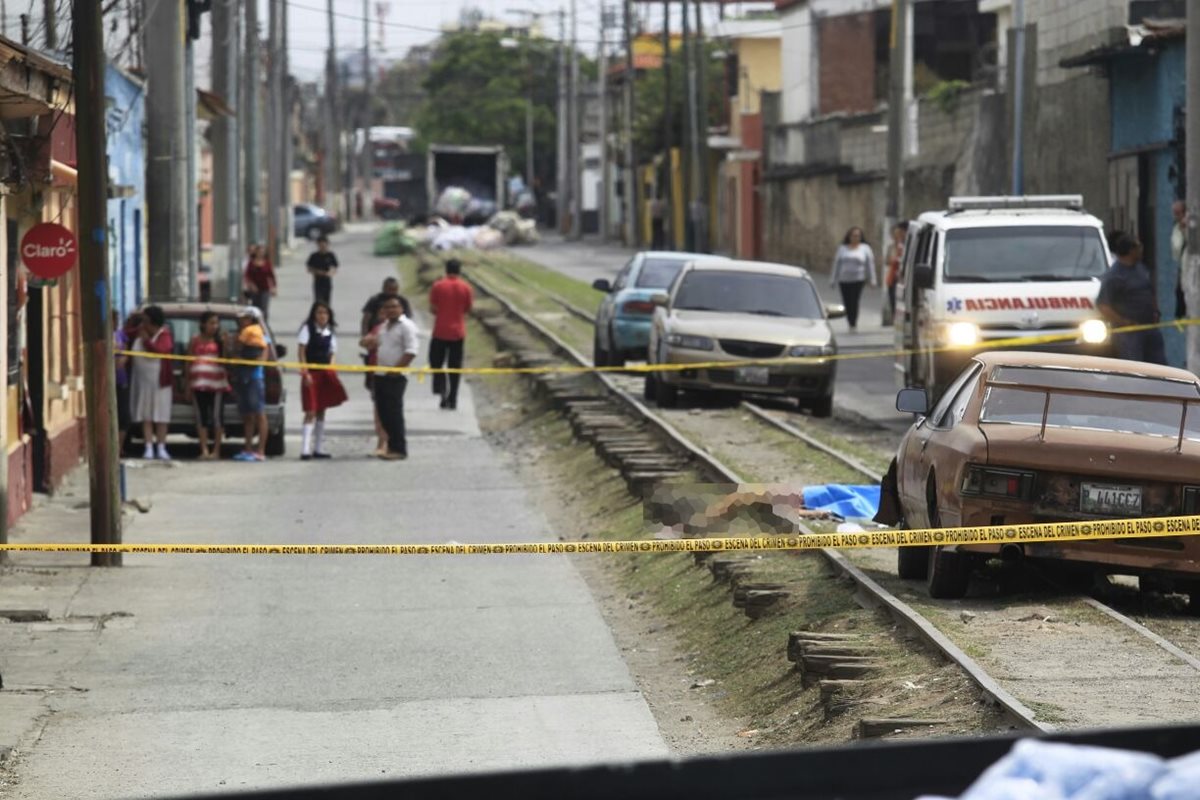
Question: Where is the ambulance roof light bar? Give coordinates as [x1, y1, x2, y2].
[947, 195, 1085, 214]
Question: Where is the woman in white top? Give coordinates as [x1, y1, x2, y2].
[829, 226, 877, 331]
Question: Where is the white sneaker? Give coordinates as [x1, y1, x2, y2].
[156, 445, 171, 461]
[143, 445, 154, 460]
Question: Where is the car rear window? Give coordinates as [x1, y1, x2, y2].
[164, 315, 274, 356]
[990, 366, 1200, 399]
[981, 386, 1190, 437]
[635, 258, 687, 289]
[673, 271, 823, 318]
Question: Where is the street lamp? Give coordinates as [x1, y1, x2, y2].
[500, 35, 535, 191]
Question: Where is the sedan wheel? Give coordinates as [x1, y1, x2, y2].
[654, 377, 679, 408]
[808, 392, 834, 418]
[593, 331, 610, 368]
[643, 374, 656, 401]
[897, 538, 930, 580]
[926, 546, 971, 599]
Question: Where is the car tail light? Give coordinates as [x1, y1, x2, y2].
[264, 367, 283, 405]
[1185, 486, 1200, 514]
[622, 300, 656, 315]
[961, 465, 1036, 499]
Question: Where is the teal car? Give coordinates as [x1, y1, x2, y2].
[592, 251, 725, 366]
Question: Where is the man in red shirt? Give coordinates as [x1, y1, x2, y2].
[428, 258, 474, 410]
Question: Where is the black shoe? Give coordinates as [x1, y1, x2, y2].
[439, 395, 450, 409]
[447, 398, 457, 410]
[300, 454, 312, 461]
[312, 452, 332, 460]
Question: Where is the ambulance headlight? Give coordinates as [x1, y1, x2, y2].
[944, 322, 980, 348]
[1079, 319, 1109, 344]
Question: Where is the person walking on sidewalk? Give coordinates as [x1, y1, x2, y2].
[243, 244, 277, 322]
[884, 221, 907, 325]
[830, 226, 877, 331]
[307, 237, 339, 304]
[186, 311, 230, 460]
[298, 301, 348, 460]
[231, 307, 272, 462]
[361, 295, 419, 461]
[428, 259, 474, 410]
[1098, 235, 1167, 365]
[130, 305, 175, 461]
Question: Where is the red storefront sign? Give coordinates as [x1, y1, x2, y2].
[21, 223, 78, 279]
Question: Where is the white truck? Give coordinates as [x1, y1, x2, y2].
[894, 195, 1114, 398]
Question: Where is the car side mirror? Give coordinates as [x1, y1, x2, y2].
[895, 387, 929, 415]
[650, 292, 670, 307]
[592, 278, 612, 293]
[913, 264, 934, 290]
[274, 344, 288, 358]
[826, 303, 846, 320]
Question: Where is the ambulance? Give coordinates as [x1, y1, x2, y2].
[894, 195, 1114, 398]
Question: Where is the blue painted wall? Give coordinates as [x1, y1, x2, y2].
[104, 65, 145, 318]
[1108, 41, 1187, 366]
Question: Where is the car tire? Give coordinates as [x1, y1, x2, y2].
[265, 423, 286, 457]
[809, 392, 834, 418]
[593, 331, 610, 368]
[897, 540, 930, 580]
[643, 374, 656, 401]
[927, 546, 971, 599]
[306, 225, 323, 241]
[655, 377, 679, 408]
[608, 328, 626, 368]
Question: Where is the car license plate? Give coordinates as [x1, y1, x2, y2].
[735, 366, 770, 385]
[1080, 483, 1142, 516]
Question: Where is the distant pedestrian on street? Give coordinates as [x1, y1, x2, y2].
[428, 258, 474, 410]
[243, 244, 277, 322]
[829, 226, 876, 331]
[884, 221, 908, 324]
[1172, 200, 1188, 319]
[298, 301, 348, 460]
[113, 311, 143, 456]
[650, 196, 666, 249]
[186, 311, 230, 460]
[307, 236, 339, 304]
[1098, 235, 1167, 365]
[130, 305, 175, 461]
[361, 295, 419, 461]
[231, 307, 272, 462]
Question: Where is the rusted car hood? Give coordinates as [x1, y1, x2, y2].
[980, 424, 1200, 477]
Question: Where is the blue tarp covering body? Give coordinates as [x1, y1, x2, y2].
[802, 484, 880, 519]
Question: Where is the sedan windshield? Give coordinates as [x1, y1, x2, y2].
[673, 271, 823, 318]
[635, 258, 689, 289]
[943, 226, 1108, 282]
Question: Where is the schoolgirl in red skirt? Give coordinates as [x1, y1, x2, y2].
[297, 301, 349, 460]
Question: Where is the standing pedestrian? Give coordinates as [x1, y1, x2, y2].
[186, 311, 230, 460]
[361, 277, 404, 453]
[307, 236, 339, 304]
[1172, 200, 1188, 319]
[243, 244, 277, 322]
[113, 311, 142, 456]
[1098, 235, 1167, 365]
[231, 307, 272, 462]
[130, 305, 175, 461]
[884, 221, 908, 325]
[361, 295, 419, 461]
[829, 226, 877, 331]
[298, 301, 348, 460]
[650, 195, 666, 249]
[428, 259, 474, 410]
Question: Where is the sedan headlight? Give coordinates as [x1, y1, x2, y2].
[788, 344, 836, 357]
[941, 321, 980, 348]
[1079, 319, 1109, 344]
[666, 333, 715, 351]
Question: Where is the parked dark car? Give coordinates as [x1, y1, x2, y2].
[294, 203, 338, 240]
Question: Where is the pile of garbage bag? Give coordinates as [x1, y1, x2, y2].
[372, 222, 420, 256]
[922, 740, 1200, 800]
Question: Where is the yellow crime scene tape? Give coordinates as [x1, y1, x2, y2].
[5, 514, 1200, 555]
[114, 317, 1200, 379]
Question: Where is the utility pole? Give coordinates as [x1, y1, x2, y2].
[43, 0, 55, 49]
[598, 5, 609, 240]
[1010, 0, 1026, 195]
[1186, 3, 1200, 373]
[185, 22, 199, 298]
[244, 0, 263, 247]
[556, 9, 568, 233]
[692, 0, 709, 253]
[361, 0, 373, 221]
[147, 0, 190, 300]
[682, 0, 698, 251]
[282, 0, 293, 248]
[885, 0, 909, 238]
[662, 0, 674, 250]
[73, 0, 122, 566]
[622, 0, 637, 246]
[568, 0, 581, 239]
[268, 0, 283, 263]
[213, 0, 242, 301]
[324, 0, 341, 220]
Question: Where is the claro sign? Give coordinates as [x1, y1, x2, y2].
[21, 223, 78, 279]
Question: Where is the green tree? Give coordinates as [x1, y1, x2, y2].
[632, 41, 727, 165]
[414, 31, 563, 188]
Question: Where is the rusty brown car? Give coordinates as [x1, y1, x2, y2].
[877, 351, 1200, 605]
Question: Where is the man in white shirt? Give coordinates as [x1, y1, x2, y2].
[360, 295, 419, 460]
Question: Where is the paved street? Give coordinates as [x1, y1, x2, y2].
[519, 236, 906, 427]
[0, 225, 666, 798]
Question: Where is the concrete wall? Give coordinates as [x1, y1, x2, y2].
[779, 3, 816, 124]
[1028, 0, 1126, 87]
[735, 36, 783, 116]
[763, 170, 882, 273]
[817, 12, 877, 116]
